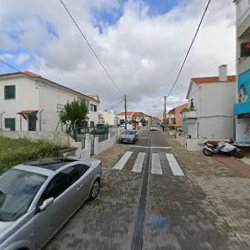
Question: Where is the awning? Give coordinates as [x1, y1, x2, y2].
[17, 110, 38, 115]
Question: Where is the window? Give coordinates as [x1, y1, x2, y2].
[90, 104, 97, 112]
[4, 85, 16, 99]
[5, 118, 15, 131]
[40, 164, 89, 202]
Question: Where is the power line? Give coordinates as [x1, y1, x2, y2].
[166, 0, 212, 99]
[58, 0, 124, 97]
[109, 99, 124, 110]
[0, 59, 21, 72]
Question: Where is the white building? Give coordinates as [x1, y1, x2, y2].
[184, 65, 236, 149]
[0, 71, 99, 131]
[98, 110, 116, 125]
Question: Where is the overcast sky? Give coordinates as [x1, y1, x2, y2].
[0, 0, 236, 116]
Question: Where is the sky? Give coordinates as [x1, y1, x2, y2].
[0, 0, 236, 116]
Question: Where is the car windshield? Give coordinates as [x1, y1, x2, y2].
[0, 169, 47, 222]
[122, 131, 135, 135]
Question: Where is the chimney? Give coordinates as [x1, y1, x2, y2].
[218, 64, 227, 81]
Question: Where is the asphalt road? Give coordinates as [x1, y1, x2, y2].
[44, 129, 243, 250]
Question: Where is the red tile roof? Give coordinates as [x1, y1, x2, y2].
[117, 112, 134, 116]
[191, 75, 236, 84]
[117, 111, 149, 117]
[0, 71, 99, 103]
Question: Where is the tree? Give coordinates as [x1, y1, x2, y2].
[59, 99, 88, 139]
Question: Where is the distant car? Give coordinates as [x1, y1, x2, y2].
[0, 157, 102, 250]
[119, 130, 138, 144]
[150, 126, 158, 131]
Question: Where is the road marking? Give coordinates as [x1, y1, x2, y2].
[130, 146, 171, 149]
[166, 153, 184, 176]
[132, 152, 146, 173]
[113, 151, 133, 170]
[151, 153, 162, 175]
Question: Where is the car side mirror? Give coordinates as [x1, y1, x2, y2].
[39, 197, 54, 212]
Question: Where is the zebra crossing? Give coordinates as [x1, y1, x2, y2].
[112, 151, 184, 176]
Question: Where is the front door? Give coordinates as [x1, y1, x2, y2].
[28, 115, 37, 131]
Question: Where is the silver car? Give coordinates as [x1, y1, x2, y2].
[119, 130, 138, 144]
[0, 157, 102, 250]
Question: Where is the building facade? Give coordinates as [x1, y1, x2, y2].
[167, 103, 188, 129]
[184, 65, 236, 140]
[98, 110, 116, 125]
[234, 0, 250, 146]
[0, 71, 99, 132]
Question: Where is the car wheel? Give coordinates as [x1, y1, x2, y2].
[89, 179, 100, 200]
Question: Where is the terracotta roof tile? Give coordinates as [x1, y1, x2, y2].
[191, 75, 236, 84]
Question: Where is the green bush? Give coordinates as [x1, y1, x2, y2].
[0, 137, 67, 173]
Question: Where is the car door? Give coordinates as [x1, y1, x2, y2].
[33, 165, 87, 249]
[68, 164, 92, 203]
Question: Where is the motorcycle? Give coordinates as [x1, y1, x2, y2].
[203, 141, 244, 158]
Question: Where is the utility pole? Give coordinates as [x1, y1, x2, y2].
[163, 96, 167, 125]
[125, 95, 127, 130]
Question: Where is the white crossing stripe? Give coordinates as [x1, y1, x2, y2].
[166, 154, 184, 176]
[151, 153, 162, 175]
[132, 152, 146, 173]
[113, 151, 133, 170]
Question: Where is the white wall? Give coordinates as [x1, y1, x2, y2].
[187, 81, 235, 140]
[0, 77, 39, 131]
[98, 111, 115, 125]
[38, 81, 79, 131]
[88, 100, 99, 126]
[200, 82, 235, 117]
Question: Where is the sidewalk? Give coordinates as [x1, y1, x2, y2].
[163, 132, 250, 248]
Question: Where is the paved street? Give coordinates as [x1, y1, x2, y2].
[44, 129, 250, 250]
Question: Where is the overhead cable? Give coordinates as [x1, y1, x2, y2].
[166, 0, 212, 99]
[58, 0, 124, 97]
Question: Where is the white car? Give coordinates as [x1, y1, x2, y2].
[150, 126, 158, 131]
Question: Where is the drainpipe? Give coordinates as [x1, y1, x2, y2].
[0, 112, 5, 131]
[39, 109, 44, 131]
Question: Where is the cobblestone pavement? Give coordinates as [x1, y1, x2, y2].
[44, 129, 250, 250]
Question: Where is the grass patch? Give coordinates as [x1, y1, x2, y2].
[0, 136, 68, 173]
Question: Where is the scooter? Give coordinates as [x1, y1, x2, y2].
[203, 141, 244, 158]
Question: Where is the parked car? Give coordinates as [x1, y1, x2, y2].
[0, 157, 102, 250]
[150, 125, 158, 131]
[119, 130, 138, 144]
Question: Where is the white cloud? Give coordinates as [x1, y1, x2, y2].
[0, 0, 236, 116]
[15, 53, 30, 65]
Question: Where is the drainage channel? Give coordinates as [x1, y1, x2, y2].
[131, 132, 153, 250]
